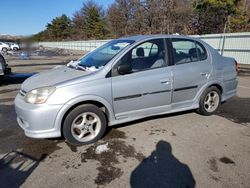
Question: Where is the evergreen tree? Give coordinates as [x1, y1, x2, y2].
[191, 0, 249, 34]
[72, 0, 108, 39]
[46, 14, 72, 40]
[33, 14, 71, 41]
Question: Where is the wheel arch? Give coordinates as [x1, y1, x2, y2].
[195, 81, 224, 106]
[207, 83, 223, 94]
[197, 82, 223, 115]
[54, 95, 115, 137]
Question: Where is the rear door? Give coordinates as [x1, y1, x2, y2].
[111, 38, 173, 119]
[170, 38, 212, 106]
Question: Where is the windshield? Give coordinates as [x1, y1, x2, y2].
[78, 39, 134, 68]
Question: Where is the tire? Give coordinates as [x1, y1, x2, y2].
[13, 47, 18, 51]
[0, 76, 4, 86]
[63, 104, 107, 146]
[198, 86, 221, 116]
[2, 48, 7, 52]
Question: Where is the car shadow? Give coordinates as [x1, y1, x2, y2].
[1, 72, 36, 85]
[130, 140, 196, 188]
[0, 151, 47, 188]
[0, 104, 63, 187]
[216, 96, 250, 125]
[0, 104, 63, 155]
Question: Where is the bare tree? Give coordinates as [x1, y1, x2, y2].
[108, 0, 141, 37]
[141, 0, 191, 35]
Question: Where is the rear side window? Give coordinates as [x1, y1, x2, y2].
[171, 39, 207, 65]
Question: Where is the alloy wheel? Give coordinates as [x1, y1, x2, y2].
[71, 112, 101, 142]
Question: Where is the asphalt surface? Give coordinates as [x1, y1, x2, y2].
[0, 55, 249, 188]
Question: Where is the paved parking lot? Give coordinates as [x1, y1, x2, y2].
[0, 55, 249, 188]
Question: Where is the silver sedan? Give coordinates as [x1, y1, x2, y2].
[15, 35, 238, 145]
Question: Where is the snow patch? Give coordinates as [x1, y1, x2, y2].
[95, 143, 109, 154]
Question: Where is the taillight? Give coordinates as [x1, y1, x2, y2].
[235, 60, 239, 73]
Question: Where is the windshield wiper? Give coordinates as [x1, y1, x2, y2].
[67, 61, 87, 71]
[76, 64, 87, 71]
[67, 60, 80, 68]
[67, 60, 101, 72]
[78, 64, 102, 72]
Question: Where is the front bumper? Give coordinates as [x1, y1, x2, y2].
[14, 93, 63, 138]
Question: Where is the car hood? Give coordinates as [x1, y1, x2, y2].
[21, 66, 93, 92]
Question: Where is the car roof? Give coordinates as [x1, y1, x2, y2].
[119, 34, 199, 42]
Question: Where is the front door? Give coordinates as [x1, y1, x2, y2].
[111, 38, 172, 119]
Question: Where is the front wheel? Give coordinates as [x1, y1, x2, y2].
[63, 104, 107, 146]
[2, 48, 7, 52]
[198, 86, 221, 116]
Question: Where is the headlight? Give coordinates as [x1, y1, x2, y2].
[25, 86, 56, 104]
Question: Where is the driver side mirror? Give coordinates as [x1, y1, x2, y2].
[117, 63, 132, 75]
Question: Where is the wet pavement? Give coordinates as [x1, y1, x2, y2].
[0, 55, 249, 188]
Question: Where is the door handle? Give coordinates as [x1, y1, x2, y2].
[160, 78, 170, 84]
[200, 72, 209, 77]
[200, 72, 210, 79]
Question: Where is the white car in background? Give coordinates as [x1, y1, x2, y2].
[9, 42, 20, 51]
[0, 42, 10, 52]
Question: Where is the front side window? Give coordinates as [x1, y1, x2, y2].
[172, 39, 207, 65]
[117, 39, 168, 73]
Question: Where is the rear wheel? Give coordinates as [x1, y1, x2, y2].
[198, 86, 221, 116]
[63, 104, 107, 146]
[13, 47, 18, 51]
